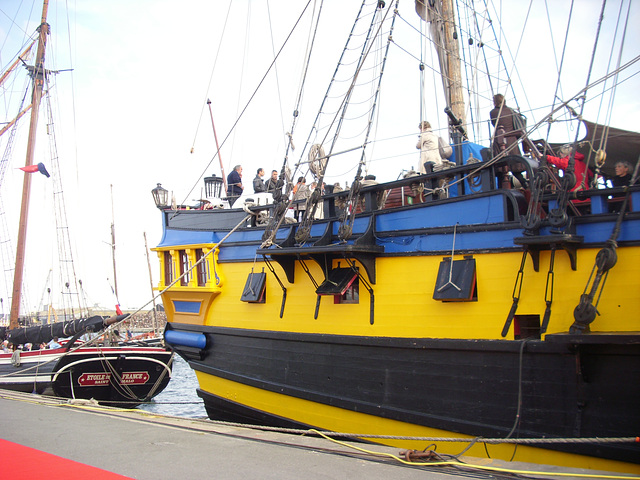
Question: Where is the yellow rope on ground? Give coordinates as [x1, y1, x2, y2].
[307, 429, 639, 480]
[59, 403, 140, 413]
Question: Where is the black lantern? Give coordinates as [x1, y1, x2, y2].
[151, 183, 169, 209]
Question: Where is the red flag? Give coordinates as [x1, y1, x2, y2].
[19, 165, 39, 173]
[19, 162, 50, 177]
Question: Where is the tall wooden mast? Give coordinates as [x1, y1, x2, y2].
[440, 0, 465, 127]
[9, 1, 50, 329]
[416, 0, 466, 163]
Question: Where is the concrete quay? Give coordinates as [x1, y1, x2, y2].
[0, 389, 636, 480]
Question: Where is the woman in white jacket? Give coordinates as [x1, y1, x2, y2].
[416, 121, 444, 174]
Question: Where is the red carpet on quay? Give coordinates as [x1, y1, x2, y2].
[1, 439, 133, 479]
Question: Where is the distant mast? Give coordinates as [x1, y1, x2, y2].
[110, 184, 119, 300]
[9, 0, 50, 330]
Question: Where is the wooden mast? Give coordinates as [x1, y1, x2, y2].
[9, 1, 50, 330]
[143, 232, 159, 336]
[416, 0, 466, 149]
[441, 0, 465, 127]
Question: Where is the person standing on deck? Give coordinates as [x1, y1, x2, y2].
[490, 94, 522, 157]
[490, 94, 528, 188]
[265, 170, 278, 193]
[292, 177, 310, 221]
[253, 168, 266, 193]
[226, 165, 244, 206]
[416, 121, 444, 174]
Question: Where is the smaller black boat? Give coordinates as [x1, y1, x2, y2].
[0, 314, 173, 407]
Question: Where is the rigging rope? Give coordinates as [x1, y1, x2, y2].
[0, 71, 32, 306]
[455, 1, 472, 137]
[287, 0, 325, 159]
[589, 0, 632, 166]
[262, 0, 326, 239]
[262, 0, 382, 247]
[541, 0, 575, 156]
[338, 3, 399, 242]
[190, 2, 233, 154]
[545, 0, 604, 224]
[40, 64, 88, 318]
[181, 0, 314, 207]
[266, 0, 289, 143]
[296, 1, 397, 245]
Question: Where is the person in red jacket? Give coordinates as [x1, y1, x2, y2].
[545, 150, 594, 192]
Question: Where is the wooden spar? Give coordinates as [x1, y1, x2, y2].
[0, 41, 36, 88]
[0, 42, 46, 138]
[207, 99, 228, 193]
[9, 0, 50, 330]
[0, 105, 32, 138]
[441, 0, 465, 128]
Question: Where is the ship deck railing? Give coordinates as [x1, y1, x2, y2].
[162, 156, 639, 231]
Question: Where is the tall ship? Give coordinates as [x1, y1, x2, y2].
[153, 0, 639, 473]
[0, 0, 173, 405]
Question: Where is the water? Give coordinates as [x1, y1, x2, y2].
[139, 354, 207, 418]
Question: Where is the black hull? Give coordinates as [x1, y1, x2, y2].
[0, 347, 173, 407]
[51, 348, 174, 406]
[175, 325, 640, 464]
[0, 379, 51, 395]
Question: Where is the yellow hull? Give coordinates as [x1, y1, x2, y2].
[196, 371, 640, 475]
[160, 246, 640, 338]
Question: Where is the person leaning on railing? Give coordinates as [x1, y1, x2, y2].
[226, 165, 244, 206]
[490, 94, 529, 189]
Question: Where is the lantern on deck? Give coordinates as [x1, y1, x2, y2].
[151, 183, 169, 209]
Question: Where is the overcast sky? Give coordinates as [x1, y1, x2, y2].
[1, 0, 638, 312]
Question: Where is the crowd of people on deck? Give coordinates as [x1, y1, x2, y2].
[226, 165, 328, 212]
[488, 93, 635, 192]
[221, 94, 635, 212]
[2, 337, 62, 353]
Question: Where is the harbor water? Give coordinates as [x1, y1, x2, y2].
[139, 354, 207, 418]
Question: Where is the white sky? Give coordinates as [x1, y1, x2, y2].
[1, 0, 638, 312]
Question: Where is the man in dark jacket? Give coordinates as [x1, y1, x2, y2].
[226, 165, 243, 206]
[490, 94, 522, 157]
[490, 94, 528, 188]
[253, 168, 266, 193]
[265, 170, 279, 193]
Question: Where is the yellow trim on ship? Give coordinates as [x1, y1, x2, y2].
[196, 371, 640, 475]
[153, 245, 224, 325]
[156, 244, 640, 338]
